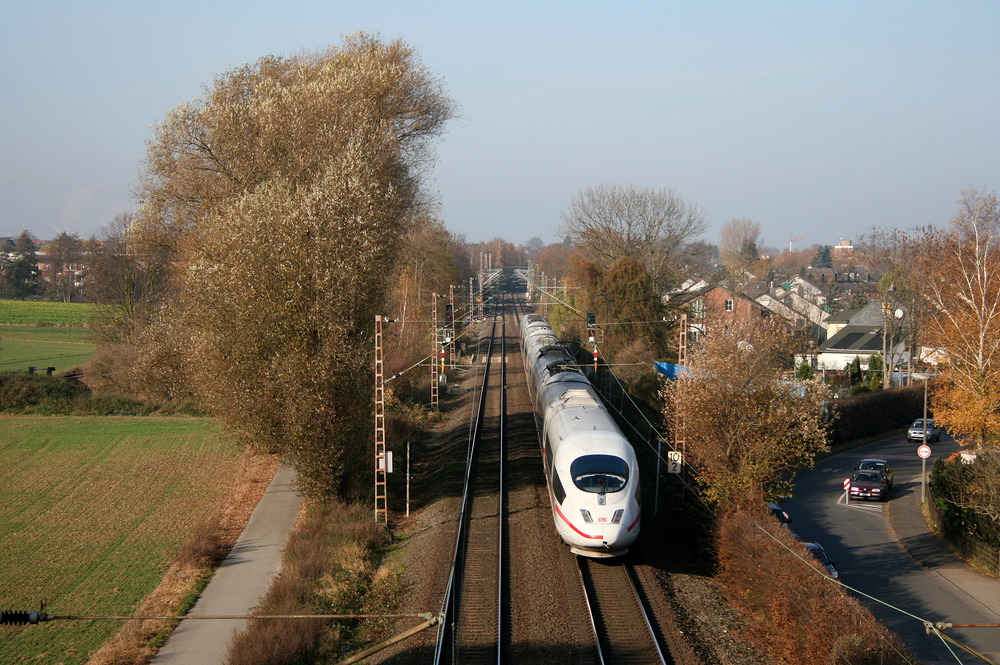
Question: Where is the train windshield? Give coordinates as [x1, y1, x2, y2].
[570, 455, 629, 494]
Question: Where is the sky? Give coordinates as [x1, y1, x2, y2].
[2, 1, 999, 251]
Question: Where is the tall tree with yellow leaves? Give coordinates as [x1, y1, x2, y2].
[918, 188, 1000, 450]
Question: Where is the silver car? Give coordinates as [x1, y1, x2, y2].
[907, 418, 941, 442]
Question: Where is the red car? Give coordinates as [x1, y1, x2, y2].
[849, 470, 889, 501]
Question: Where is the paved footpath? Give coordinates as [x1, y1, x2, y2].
[887, 473, 1000, 662]
[151, 464, 302, 665]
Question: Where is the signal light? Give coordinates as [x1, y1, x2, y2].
[586, 312, 595, 328]
[444, 304, 453, 328]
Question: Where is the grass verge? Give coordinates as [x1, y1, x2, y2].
[226, 500, 408, 665]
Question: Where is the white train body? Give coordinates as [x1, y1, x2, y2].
[520, 314, 641, 557]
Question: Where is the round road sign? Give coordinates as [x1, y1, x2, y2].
[917, 445, 932, 459]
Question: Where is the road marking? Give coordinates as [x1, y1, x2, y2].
[837, 493, 884, 512]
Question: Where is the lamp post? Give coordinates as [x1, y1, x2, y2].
[913, 372, 932, 503]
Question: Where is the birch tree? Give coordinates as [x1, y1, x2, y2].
[918, 188, 1000, 450]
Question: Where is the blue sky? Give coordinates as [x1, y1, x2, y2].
[2, 1, 998, 251]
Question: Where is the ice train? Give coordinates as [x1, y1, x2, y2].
[520, 314, 641, 557]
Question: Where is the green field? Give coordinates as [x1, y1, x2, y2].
[0, 300, 97, 372]
[0, 300, 96, 326]
[0, 416, 244, 665]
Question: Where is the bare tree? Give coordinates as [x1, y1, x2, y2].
[559, 184, 706, 294]
[856, 227, 922, 388]
[46, 232, 82, 303]
[719, 217, 762, 284]
[87, 211, 171, 343]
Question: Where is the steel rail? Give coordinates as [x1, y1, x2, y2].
[433, 317, 495, 665]
[575, 557, 667, 665]
[497, 296, 507, 665]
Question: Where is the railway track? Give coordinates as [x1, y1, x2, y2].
[577, 557, 669, 665]
[435, 301, 508, 665]
[431, 288, 680, 665]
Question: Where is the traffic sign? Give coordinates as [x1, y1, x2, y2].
[843, 478, 850, 490]
[917, 445, 931, 459]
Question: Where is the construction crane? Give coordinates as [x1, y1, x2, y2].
[789, 234, 803, 252]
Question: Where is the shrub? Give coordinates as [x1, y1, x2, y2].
[716, 508, 917, 664]
[0, 370, 90, 412]
[0, 370, 193, 415]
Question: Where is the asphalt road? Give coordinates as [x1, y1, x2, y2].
[782, 431, 1000, 665]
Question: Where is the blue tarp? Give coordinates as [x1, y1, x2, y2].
[654, 362, 687, 380]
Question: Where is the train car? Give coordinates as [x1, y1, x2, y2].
[520, 314, 641, 557]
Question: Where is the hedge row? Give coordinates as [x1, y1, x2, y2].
[827, 383, 925, 445]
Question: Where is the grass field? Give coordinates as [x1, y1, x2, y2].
[0, 416, 245, 665]
[0, 300, 96, 326]
[0, 300, 97, 372]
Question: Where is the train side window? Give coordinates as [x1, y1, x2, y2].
[551, 469, 566, 504]
[570, 454, 629, 494]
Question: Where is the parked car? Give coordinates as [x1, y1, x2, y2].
[767, 502, 792, 526]
[855, 458, 893, 489]
[907, 418, 941, 442]
[804, 542, 839, 578]
[849, 470, 890, 501]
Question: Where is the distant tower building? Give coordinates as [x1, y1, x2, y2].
[833, 238, 854, 253]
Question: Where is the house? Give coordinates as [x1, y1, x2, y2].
[672, 283, 769, 343]
[824, 301, 884, 338]
[808, 326, 902, 371]
[805, 299, 913, 372]
[755, 283, 831, 345]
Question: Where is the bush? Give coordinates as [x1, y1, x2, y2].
[0, 370, 192, 415]
[716, 508, 917, 664]
[0, 371, 90, 412]
[224, 499, 401, 664]
[931, 454, 1000, 547]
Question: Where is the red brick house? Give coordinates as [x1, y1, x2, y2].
[674, 283, 769, 343]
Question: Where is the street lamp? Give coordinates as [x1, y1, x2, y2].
[913, 371, 932, 503]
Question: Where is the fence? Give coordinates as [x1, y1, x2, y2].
[925, 488, 1000, 576]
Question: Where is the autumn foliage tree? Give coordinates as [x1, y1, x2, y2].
[662, 317, 831, 506]
[107, 35, 454, 497]
[918, 188, 1000, 450]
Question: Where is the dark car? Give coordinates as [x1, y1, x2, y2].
[849, 470, 890, 501]
[855, 458, 893, 489]
[804, 542, 839, 578]
[767, 502, 792, 527]
[907, 418, 941, 442]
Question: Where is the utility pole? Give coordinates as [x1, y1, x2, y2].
[430, 294, 439, 411]
[448, 285, 455, 368]
[374, 315, 387, 523]
[675, 313, 689, 511]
